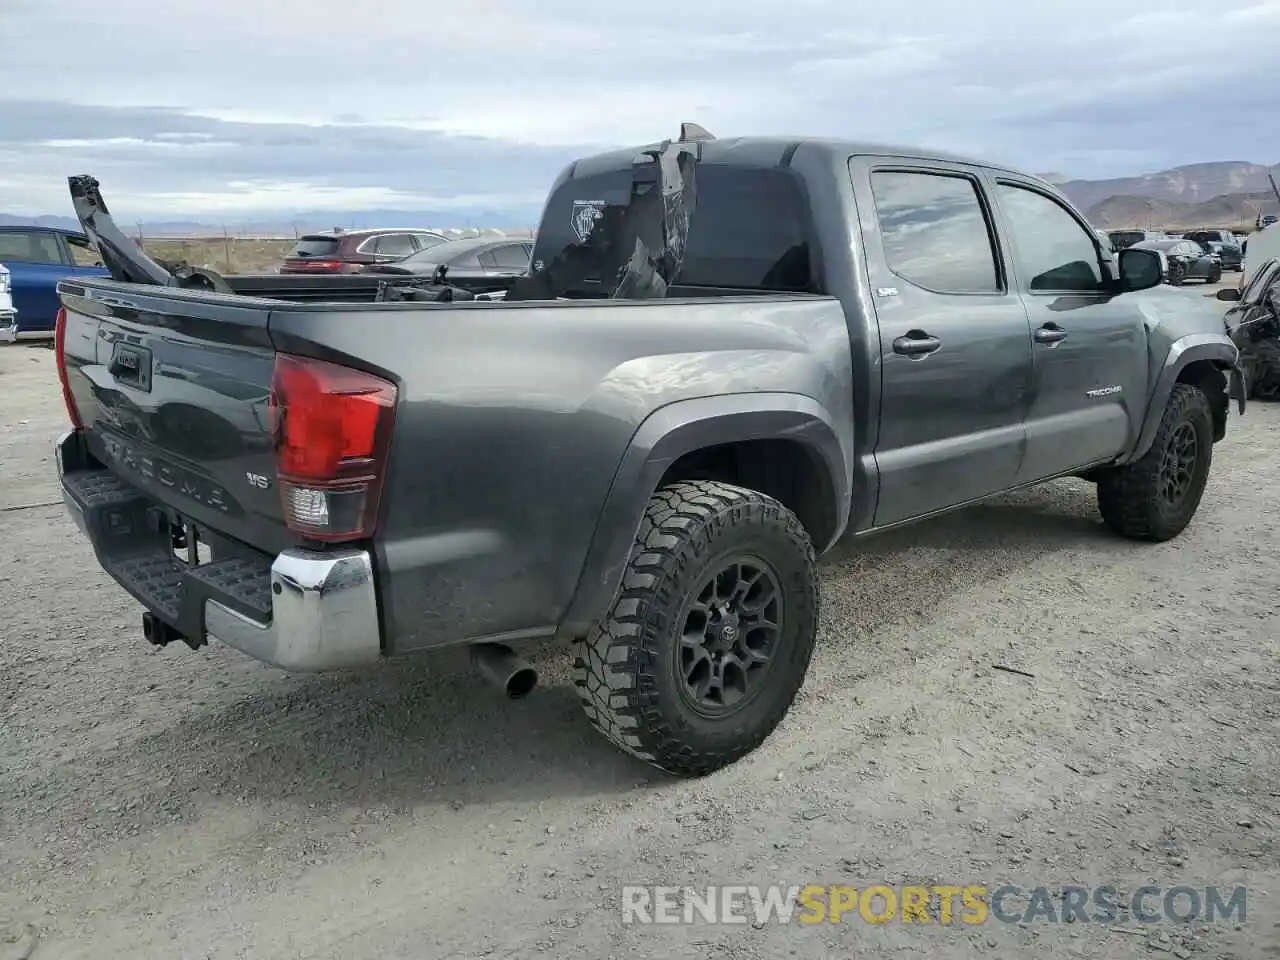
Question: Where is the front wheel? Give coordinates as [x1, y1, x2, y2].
[1207, 265, 1223, 284]
[1096, 383, 1213, 541]
[573, 480, 819, 777]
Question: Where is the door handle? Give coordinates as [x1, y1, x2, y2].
[892, 331, 942, 357]
[1034, 323, 1068, 344]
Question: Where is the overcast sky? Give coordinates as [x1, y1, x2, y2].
[1, 0, 1276, 221]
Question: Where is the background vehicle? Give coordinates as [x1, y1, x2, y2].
[0, 265, 13, 332]
[1131, 238, 1222, 284]
[53, 132, 1244, 778]
[1108, 229, 1166, 251]
[1219, 257, 1280, 398]
[360, 237, 533, 281]
[1205, 240, 1243, 272]
[278, 228, 450, 274]
[0, 225, 109, 342]
[1183, 229, 1244, 271]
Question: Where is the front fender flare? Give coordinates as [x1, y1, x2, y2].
[557, 392, 849, 638]
[1124, 334, 1240, 464]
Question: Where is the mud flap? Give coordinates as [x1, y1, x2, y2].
[1228, 362, 1248, 414]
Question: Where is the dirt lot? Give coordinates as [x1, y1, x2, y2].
[1, 291, 1277, 959]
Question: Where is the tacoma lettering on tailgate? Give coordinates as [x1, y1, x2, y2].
[100, 434, 231, 513]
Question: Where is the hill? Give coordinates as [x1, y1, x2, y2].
[1056, 161, 1280, 212]
[1083, 190, 1280, 231]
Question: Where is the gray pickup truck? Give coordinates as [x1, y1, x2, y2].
[53, 127, 1245, 777]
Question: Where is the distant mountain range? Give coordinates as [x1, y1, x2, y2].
[1056, 160, 1280, 230]
[3, 160, 1278, 235]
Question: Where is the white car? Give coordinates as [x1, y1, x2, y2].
[0, 266, 16, 343]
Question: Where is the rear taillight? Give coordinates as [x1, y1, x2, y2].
[54, 307, 82, 428]
[269, 353, 397, 543]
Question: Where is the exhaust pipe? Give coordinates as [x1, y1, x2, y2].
[470, 643, 538, 699]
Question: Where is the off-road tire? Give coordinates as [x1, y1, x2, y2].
[573, 480, 819, 777]
[1168, 262, 1186, 286]
[1096, 383, 1214, 541]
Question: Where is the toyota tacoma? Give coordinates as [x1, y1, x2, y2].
[53, 126, 1245, 777]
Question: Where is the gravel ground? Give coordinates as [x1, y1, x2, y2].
[1, 300, 1277, 959]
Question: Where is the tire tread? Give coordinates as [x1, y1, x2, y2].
[572, 480, 817, 777]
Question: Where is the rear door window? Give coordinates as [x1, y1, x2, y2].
[488, 243, 532, 270]
[66, 235, 101, 267]
[869, 170, 1001, 294]
[373, 233, 417, 257]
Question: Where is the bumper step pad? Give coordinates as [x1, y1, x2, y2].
[63, 468, 273, 643]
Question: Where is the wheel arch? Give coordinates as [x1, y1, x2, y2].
[1124, 337, 1239, 463]
[557, 393, 850, 639]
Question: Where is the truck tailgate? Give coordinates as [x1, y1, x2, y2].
[57, 280, 291, 556]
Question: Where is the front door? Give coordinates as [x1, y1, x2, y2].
[849, 158, 1036, 526]
[986, 176, 1150, 484]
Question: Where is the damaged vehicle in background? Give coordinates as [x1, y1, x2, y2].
[1130, 237, 1222, 285]
[1219, 257, 1280, 399]
[50, 125, 1245, 777]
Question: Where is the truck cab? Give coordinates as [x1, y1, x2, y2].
[0, 226, 109, 342]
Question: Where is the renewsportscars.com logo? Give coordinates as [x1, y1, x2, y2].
[621, 884, 1248, 926]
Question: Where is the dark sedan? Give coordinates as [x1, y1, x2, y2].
[1131, 238, 1222, 285]
[361, 237, 533, 279]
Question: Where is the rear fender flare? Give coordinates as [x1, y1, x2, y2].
[1124, 335, 1240, 464]
[557, 392, 849, 638]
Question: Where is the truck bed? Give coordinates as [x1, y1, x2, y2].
[55, 274, 848, 657]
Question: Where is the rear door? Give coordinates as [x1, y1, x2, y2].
[986, 175, 1148, 482]
[58, 281, 292, 554]
[849, 157, 1035, 526]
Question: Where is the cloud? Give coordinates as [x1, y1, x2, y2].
[0, 0, 1276, 220]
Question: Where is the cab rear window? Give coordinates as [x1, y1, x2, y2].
[532, 164, 817, 293]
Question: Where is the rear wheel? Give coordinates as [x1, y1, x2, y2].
[1096, 383, 1213, 541]
[1168, 261, 1186, 286]
[573, 480, 819, 777]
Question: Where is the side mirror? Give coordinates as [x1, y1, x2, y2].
[1118, 247, 1164, 292]
[1216, 287, 1241, 302]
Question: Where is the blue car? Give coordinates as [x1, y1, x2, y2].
[0, 226, 110, 342]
